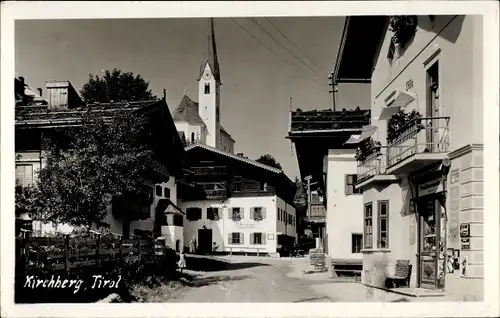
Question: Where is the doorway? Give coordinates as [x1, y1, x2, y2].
[426, 62, 440, 152]
[418, 195, 446, 290]
[197, 228, 213, 254]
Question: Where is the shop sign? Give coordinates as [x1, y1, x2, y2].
[461, 238, 470, 250]
[460, 223, 470, 237]
[418, 178, 443, 197]
[235, 222, 256, 229]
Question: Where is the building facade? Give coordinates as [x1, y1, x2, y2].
[177, 143, 297, 255]
[333, 15, 483, 297]
[288, 108, 371, 268]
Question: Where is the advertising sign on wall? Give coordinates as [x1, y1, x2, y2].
[460, 223, 470, 238]
[461, 238, 470, 250]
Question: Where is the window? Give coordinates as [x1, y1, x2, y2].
[191, 132, 195, 143]
[207, 207, 220, 220]
[155, 185, 162, 196]
[352, 234, 363, 253]
[173, 214, 184, 227]
[204, 83, 210, 94]
[186, 207, 202, 221]
[378, 201, 389, 248]
[260, 182, 267, 191]
[251, 207, 265, 221]
[229, 232, 242, 244]
[230, 207, 242, 221]
[364, 203, 373, 248]
[164, 187, 170, 199]
[345, 174, 362, 195]
[251, 233, 266, 245]
[15, 164, 33, 187]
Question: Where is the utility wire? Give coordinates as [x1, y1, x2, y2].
[249, 18, 323, 79]
[230, 18, 324, 87]
[264, 17, 323, 73]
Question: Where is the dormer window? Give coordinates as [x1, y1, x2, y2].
[204, 83, 210, 94]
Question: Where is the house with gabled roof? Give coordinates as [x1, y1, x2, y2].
[177, 142, 297, 256]
[15, 79, 186, 249]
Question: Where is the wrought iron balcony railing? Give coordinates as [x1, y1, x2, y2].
[357, 151, 387, 181]
[205, 189, 227, 199]
[387, 116, 450, 167]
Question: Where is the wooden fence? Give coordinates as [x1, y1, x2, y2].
[16, 233, 168, 274]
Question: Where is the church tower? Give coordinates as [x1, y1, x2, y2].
[198, 18, 221, 149]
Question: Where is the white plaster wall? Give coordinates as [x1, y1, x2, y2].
[175, 122, 206, 144]
[361, 180, 419, 288]
[275, 196, 297, 240]
[371, 15, 483, 150]
[198, 63, 218, 148]
[161, 225, 184, 251]
[326, 148, 364, 260]
[179, 196, 281, 253]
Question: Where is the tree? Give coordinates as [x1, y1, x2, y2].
[80, 69, 156, 104]
[255, 154, 282, 170]
[17, 108, 155, 231]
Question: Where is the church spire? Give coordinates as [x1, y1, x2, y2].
[199, 18, 221, 82]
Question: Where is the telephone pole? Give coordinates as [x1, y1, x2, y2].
[328, 73, 338, 111]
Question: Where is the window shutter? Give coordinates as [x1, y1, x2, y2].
[262, 233, 266, 245]
[229, 208, 233, 219]
[228, 232, 232, 244]
[345, 175, 351, 195]
[250, 233, 254, 245]
[240, 233, 244, 245]
[262, 207, 267, 220]
[240, 208, 245, 219]
[250, 208, 254, 219]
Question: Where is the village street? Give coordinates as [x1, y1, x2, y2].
[166, 255, 423, 303]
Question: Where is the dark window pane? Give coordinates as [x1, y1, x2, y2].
[155, 185, 162, 196]
[380, 203, 387, 216]
[381, 219, 387, 231]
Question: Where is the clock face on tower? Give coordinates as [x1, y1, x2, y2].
[203, 71, 212, 80]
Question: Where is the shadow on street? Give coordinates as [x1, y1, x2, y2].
[183, 274, 252, 288]
[186, 255, 270, 272]
[293, 296, 334, 302]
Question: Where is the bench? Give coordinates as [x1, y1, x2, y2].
[386, 260, 412, 288]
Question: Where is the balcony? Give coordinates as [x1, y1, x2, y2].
[356, 151, 397, 188]
[205, 189, 227, 200]
[231, 189, 275, 198]
[308, 203, 326, 223]
[357, 152, 385, 181]
[386, 116, 450, 175]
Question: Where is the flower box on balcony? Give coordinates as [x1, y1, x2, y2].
[387, 110, 423, 144]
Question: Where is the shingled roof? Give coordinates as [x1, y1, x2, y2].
[172, 95, 206, 126]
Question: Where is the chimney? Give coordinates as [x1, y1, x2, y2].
[37, 88, 42, 97]
[19, 76, 25, 85]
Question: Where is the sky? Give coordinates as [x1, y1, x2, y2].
[15, 17, 370, 180]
